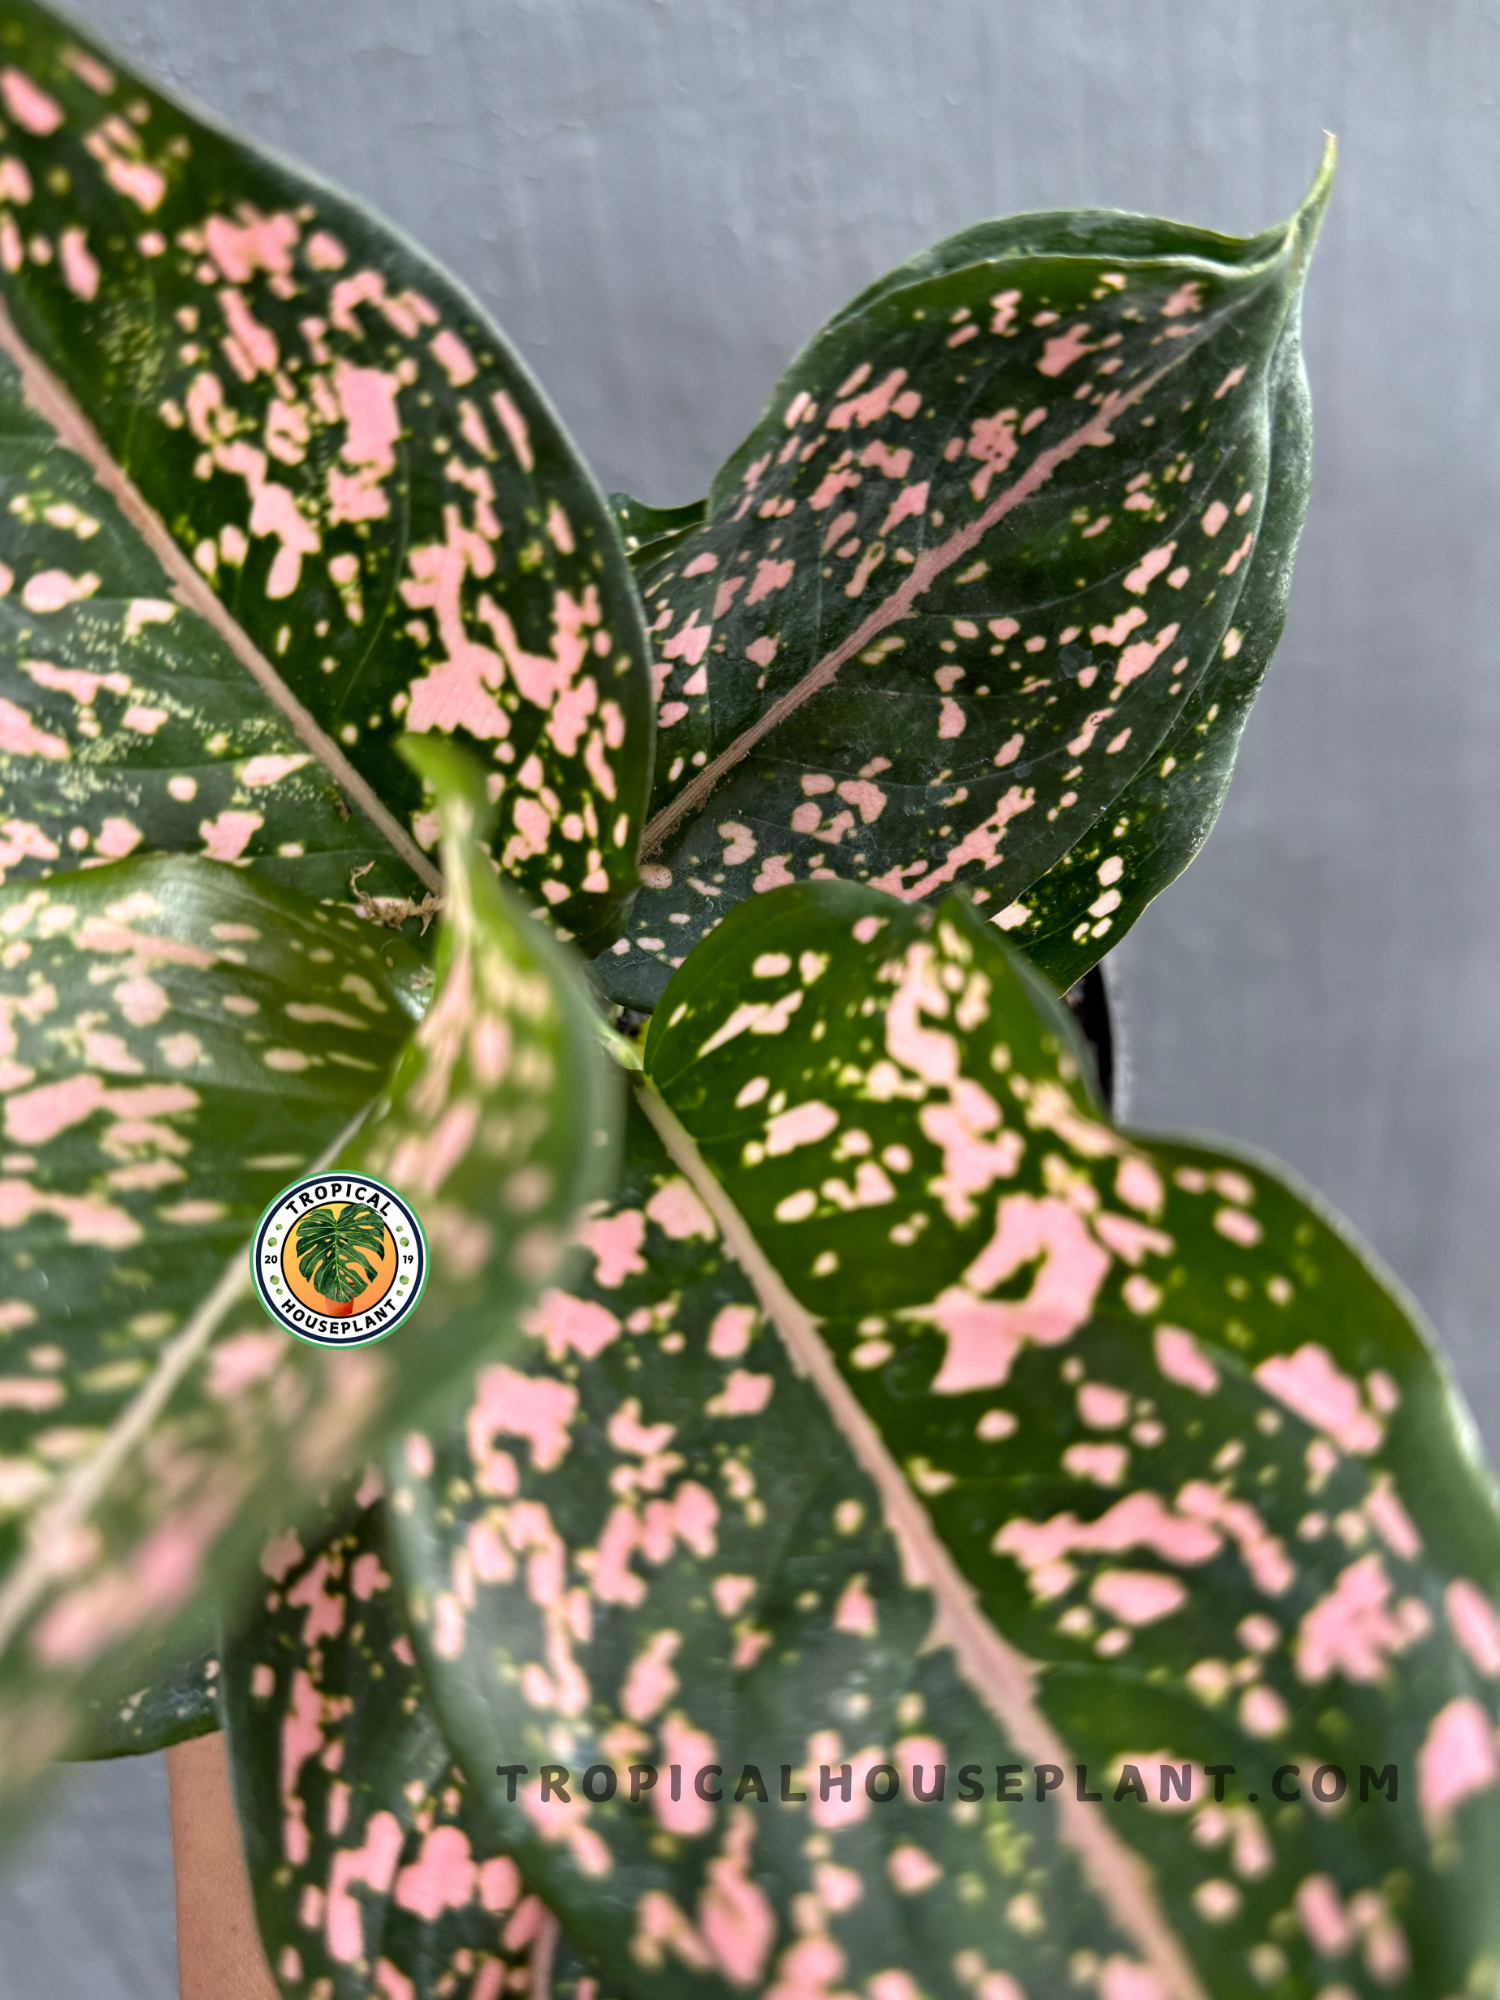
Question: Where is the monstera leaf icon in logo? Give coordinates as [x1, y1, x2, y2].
[251, 1175, 428, 1347]
[294, 1203, 388, 1316]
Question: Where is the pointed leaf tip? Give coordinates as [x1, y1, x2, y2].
[1291, 134, 1337, 257]
[600, 170, 1331, 1006]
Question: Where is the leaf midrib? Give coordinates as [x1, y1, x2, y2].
[636, 1079, 1210, 2000]
[640, 280, 1275, 861]
[0, 1105, 370, 1663]
[0, 291, 443, 900]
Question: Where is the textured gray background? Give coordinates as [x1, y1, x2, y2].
[3, 1, 1496, 1992]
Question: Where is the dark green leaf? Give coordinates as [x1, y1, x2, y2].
[0, 0, 653, 951]
[389, 1092, 1174, 1996]
[224, 1494, 615, 2000]
[68, 1635, 219, 1757]
[393, 878, 1500, 1998]
[609, 492, 709, 570]
[0, 742, 617, 1797]
[0, 849, 419, 1783]
[632, 880, 1500, 1996]
[595, 153, 1330, 1009]
[0, 331, 420, 916]
[997, 312, 1314, 993]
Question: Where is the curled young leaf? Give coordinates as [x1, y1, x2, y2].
[0, 742, 617, 1801]
[0, 0, 652, 950]
[597, 153, 1331, 1008]
[224, 1493, 613, 2000]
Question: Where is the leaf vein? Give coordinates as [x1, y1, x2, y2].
[636, 1079, 1209, 2000]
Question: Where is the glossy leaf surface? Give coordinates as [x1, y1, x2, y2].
[390, 1096, 1208, 2000]
[640, 882, 1500, 1997]
[0, 329, 420, 913]
[225, 1494, 613, 2000]
[598, 160, 1329, 1008]
[0, 851, 418, 1779]
[394, 879, 1500, 2000]
[998, 312, 1314, 993]
[609, 492, 707, 570]
[70, 1635, 219, 1757]
[391, 1093, 1168, 1997]
[0, 0, 652, 950]
[0, 744, 617, 1793]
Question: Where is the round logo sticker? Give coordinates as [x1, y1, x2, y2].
[251, 1174, 427, 1347]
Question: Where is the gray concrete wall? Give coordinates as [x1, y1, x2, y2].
[4, 2, 1497, 1991]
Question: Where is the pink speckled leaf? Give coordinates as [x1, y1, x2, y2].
[224, 1494, 615, 2000]
[391, 1092, 1174, 1998]
[988, 306, 1318, 994]
[635, 882, 1500, 1997]
[391, 880, 1500, 1999]
[598, 151, 1331, 1009]
[0, 1, 652, 952]
[0, 743, 616, 1802]
[0, 854, 416, 1799]
[0, 334, 430, 921]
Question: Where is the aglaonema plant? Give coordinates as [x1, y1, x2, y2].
[0, 6, 1496, 1999]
